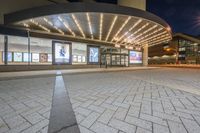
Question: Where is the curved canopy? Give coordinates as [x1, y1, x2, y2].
[5, 2, 172, 48]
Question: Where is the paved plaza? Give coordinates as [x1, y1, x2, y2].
[1, 68, 200, 133]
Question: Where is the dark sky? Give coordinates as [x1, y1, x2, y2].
[96, 0, 200, 36]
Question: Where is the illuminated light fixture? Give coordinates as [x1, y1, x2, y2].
[86, 13, 93, 39]
[138, 30, 167, 44]
[43, 17, 64, 35]
[115, 44, 121, 48]
[116, 19, 142, 43]
[125, 46, 133, 49]
[99, 13, 103, 40]
[123, 22, 149, 45]
[133, 24, 158, 41]
[72, 14, 85, 38]
[136, 28, 163, 42]
[105, 16, 118, 41]
[111, 16, 131, 42]
[23, 23, 29, 28]
[58, 16, 75, 37]
[30, 19, 50, 32]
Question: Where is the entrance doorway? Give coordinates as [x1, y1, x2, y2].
[100, 47, 128, 67]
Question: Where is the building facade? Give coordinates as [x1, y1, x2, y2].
[149, 33, 200, 64]
[0, 0, 171, 71]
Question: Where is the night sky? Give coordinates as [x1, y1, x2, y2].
[96, 0, 200, 36]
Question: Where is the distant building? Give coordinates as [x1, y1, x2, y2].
[148, 33, 200, 64]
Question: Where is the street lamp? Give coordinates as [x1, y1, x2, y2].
[164, 47, 179, 64]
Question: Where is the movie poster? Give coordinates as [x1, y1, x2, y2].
[40, 53, 48, 63]
[89, 47, 99, 63]
[32, 53, 39, 62]
[14, 52, 22, 62]
[54, 42, 70, 63]
[23, 52, 31, 62]
[129, 51, 142, 64]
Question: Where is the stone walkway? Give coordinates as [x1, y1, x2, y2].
[0, 68, 200, 133]
[63, 70, 200, 133]
[0, 76, 55, 133]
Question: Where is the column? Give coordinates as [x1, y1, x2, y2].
[117, 0, 146, 11]
[143, 43, 148, 66]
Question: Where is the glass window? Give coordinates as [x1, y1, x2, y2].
[8, 35, 28, 65]
[0, 35, 4, 65]
[72, 42, 87, 64]
[53, 41, 71, 64]
[30, 37, 52, 65]
[129, 51, 142, 64]
[88, 46, 99, 63]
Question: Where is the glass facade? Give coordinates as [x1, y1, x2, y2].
[8, 36, 28, 65]
[0, 35, 4, 65]
[72, 42, 87, 64]
[30, 37, 52, 65]
[178, 39, 200, 64]
[0, 34, 143, 68]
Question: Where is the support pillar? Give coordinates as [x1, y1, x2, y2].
[143, 43, 148, 66]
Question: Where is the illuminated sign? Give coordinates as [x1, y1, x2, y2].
[129, 51, 142, 64]
[14, 52, 22, 62]
[89, 47, 99, 63]
[54, 42, 70, 63]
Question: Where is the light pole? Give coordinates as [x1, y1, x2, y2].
[164, 48, 179, 64]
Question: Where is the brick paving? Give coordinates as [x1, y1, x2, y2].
[63, 69, 200, 133]
[0, 77, 55, 133]
[0, 68, 200, 133]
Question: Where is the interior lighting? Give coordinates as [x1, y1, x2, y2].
[72, 14, 86, 38]
[105, 16, 118, 41]
[58, 16, 75, 37]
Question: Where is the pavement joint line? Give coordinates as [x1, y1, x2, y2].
[48, 71, 80, 133]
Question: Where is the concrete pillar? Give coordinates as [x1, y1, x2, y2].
[143, 44, 148, 66]
[118, 0, 146, 11]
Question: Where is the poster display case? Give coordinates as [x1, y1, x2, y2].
[14, 52, 23, 62]
[32, 53, 40, 62]
[53, 41, 71, 64]
[40, 53, 48, 63]
[129, 51, 142, 64]
[88, 46, 99, 64]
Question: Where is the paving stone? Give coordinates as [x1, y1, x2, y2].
[24, 112, 45, 125]
[97, 109, 115, 124]
[101, 103, 118, 111]
[109, 118, 136, 133]
[141, 102, 152, 115]
[21, 119, 49, 133]
[153, 111, 181, 123]
[181, 117, 200, 133]
[168, 120, 187, 133]
[136, 127, 151, 133]
[6, 122, 31, 133]
[5, 115, 26, 129]
[128, 105, 140, 117]
[81, 112, 100, 128]
[90, 122, 118, 133]
[79, 125, 94, 133]
[74, 107, 92, 116]
[153, 123, 169, 133]
[0, 118, 9, 133]
[140, 113, 167, 126]
[75, 113, 86, 124]
[125, 115, 152, 131]
[113, 107, 128, 120]
[87, 104, 105, 113]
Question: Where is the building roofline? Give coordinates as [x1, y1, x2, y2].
[4, 2, 170, 29]
[173, 33, 200, 43]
